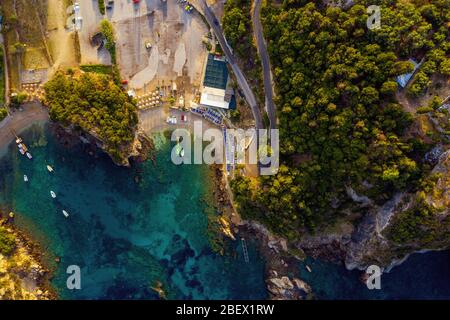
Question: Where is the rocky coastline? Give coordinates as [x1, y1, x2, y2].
[209, 165, 313, 300]
[0, 213, 57, 300]
[50, 123, 154, 167]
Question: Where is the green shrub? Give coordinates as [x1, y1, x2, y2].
[100, 19, 116, 64]
[0, 226, 16, 256]
[98, 0, 106, 15]
[0, 108, 7, 121]
[416, 106, 433, 114]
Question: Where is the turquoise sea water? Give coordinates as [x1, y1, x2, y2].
[0, 123, 267, 299]
[0, 123, 449, 300]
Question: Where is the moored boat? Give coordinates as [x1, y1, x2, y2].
[26, 152, 32, 159]
[47, 165, 54, 172]
[62, 210, 69, 218]
[24, 175, 28, 182]
[50, 191, 56, 198]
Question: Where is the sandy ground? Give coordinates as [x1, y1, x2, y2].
[78, 0, 111, 65]
[110, 0, 209, 92]
[397, 75, 450, 114]
[0, 102, 49, 156]
[139, 106, 219, 134]
[46, 0, 79, 77]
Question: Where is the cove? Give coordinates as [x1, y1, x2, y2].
[0, 123, 267, 299]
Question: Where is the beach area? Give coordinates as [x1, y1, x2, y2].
[0, 103, 49, 156]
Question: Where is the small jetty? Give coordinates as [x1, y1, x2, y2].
[241, 238, 250, 263]
[12, 131, 33, 160]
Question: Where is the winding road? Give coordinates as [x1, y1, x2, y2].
[252, 0, 276, 129]
[197, 0, 263, 130]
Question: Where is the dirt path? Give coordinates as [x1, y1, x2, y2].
[46, 0, 78, 76]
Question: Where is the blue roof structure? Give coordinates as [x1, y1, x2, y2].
[396, 59, 421, 88]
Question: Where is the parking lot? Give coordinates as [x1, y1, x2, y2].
[107, 0, 210, 95]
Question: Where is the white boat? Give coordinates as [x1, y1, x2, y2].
[47, 165, 54, 172]
[62, 210, 69, 218]
[50, 191, 56, 198]
[180, 148, 185, 157]
[26, 152, 32, 159]
[24, 175, 28, 182]
[19, 148, 25, 155]
[306, 265, 312, 273]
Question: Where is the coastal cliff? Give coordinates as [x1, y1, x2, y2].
[52, 124, 154, 167]
[44, 71, 154, 167]
[293, 147, 449, 271]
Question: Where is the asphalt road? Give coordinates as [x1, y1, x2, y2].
[198, 0, 264, 130]
[253, 0, 276, 130]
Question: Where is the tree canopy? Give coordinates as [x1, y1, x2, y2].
[231, 0, 449, 239]
[44, 72, 138, 161]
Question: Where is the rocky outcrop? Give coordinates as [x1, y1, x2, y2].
[128, 129, 155, 165]
[294, 150, 450, 271]
[266, 272, 312, 300]
[52, 124, 153, 167]
[0, 217, 56, 300]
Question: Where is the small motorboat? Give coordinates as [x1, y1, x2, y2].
[26, 152, 33, 159]
[47, 165, 54, 172]
[18, 148, 25, 155]
[50, 191, 56, 198]
[306, 265, 312, 273]
[24, 175, 28, 182]
[62, 210, 69, 218]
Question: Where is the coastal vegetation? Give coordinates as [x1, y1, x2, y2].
[44, 71, 138, 163]
[100, 19, 117, 64]
[231, 0, 449, 239]
[0, 225, 16, 256]
[80, 64, 114, 75]
[0, 218, 53, 299]
[0, 47, 7, 120]
[99, 19, 121, 84]
[222, 0, 264, 106]
[0, 47, 5, 107]
[98, 0, 106, 15]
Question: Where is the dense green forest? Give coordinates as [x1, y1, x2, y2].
[222, 0, 264, 105]
[44, 72, 138, 161]
[0, 47, 7, 121]
[231, 0, 450, 239]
